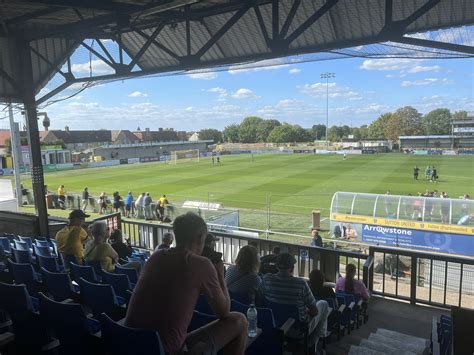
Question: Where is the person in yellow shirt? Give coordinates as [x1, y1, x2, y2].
[57, 184, 66, 209]
[55, 209, 89, 264]
[157, 194, 169, 221]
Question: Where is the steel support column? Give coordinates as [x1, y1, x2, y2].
[18, 39, 49, 237]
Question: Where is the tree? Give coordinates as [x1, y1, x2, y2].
[423, 108, 451, 135]
[256, 119, 281, 142]
[452, 110, 467, 120]
[238, 116, 264, 143]
[310, 124, 327, 140]
[385, 106, 424, 141]
[293, 124, 313, 142]
[328, 126, 343, 142]
[223, 124, 240, 143]
[368, 112, 392, 139]
[267, 124, 297, 143]
[198, 128, 223, 143]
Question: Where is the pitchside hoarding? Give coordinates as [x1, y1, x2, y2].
[330, 213, 474, 257]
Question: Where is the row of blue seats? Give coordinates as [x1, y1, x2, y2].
[431, 314, 452, 355]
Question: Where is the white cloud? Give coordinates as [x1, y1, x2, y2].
[276, 99, 303, 108]
[407, 65, 441, 73]
[386, 73, 407, 78]
[289, 68, 301, 75]
[228, 59, 289, 74]
[128, 91, 148, 98]
[298, 82, 362, 100]
[71, 59, 114, 75]
[360, 58, 419, 71]
[231, 88, 259, 100]
[206, 87, 227, 101]
[187, 71, 218, 80]
[401, 78, 453, 87]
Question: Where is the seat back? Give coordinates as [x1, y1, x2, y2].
[35, 240, 49, 248]
[9, 260, 38, 287]
[229, 290, 252, 306]
[264, 298, 300, 326]
[14, 240, 29, 251]
[34, 245, 52, 257]
[188, 310, 216, 332]
[37, 255, 61, 273]
[70, 262, 98, 282]
[102, 270, 132, 300]
[0, 282, 35, 318]
[79, 277, 119, 317]
[12, 247, 32, 263]
[85, 259, 104, 278]
[101, 313, 165, 355]
[61, 253, 77, 271]
[115, 265, 139, 284]
[0, 237, 11, 253]
[18, 237, 33, 250]
[41, 267, 74, 302]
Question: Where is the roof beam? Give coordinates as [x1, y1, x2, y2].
[394, 36, 474, 55]
[253, 5, 271, 49]
[80, 41, 116, 69]
[17, 0, 141, 13]
[6, 8, 63, 26]
[280, 0, 301, 40]
[0, 68, 19, 93]
[132, 27, 181, 61]
[128, 25, 164, 70]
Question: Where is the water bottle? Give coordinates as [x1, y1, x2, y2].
[246, 304, 258, 338]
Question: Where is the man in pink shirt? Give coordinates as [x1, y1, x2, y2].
[335, 263, 370, 301]
[125, 212, 247, 354]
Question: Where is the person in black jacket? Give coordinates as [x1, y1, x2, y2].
[310, 228, 323, 247]
[109, 229, 133, 261]
[308, 269, 336, 300]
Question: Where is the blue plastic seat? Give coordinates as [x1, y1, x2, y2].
[228, 290, 253, 306]
[336, 292, 360, 329]
[70, 262, 99, 283]
[18, 237, 33, 250]
[0, 237, 12, 255]
[37, 255, 63, 273]
[12, 247, 35, 264]
[115, 264, 139, 284]
[188, 310, 216, 332]
[41, 267, 79, 302]
[0, 282, 54, 351]
[38, 292, 101, 354]
[35, 240, 50, 248]
[14, 240, 29, 251]
[61, 253, 78, 271]
[79, 277, 126, 320]
[102, 270, 133, 301]
[34, 245, 53, 257]
[101, 313, 165, 355]
[84, 259, 104, 280]
[9, 260, 41, 296]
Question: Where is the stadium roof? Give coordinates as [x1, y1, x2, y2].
[0, 0, 473, 104]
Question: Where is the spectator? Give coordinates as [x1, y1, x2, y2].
[308, 269, 336, 300]
[55, 209, 90, 264]
[57, 184, 66, 209]
[84, 221, 139, 272]
[262, 253, 329, 349]
[144, 192, 153, 220]
[124, 192, 133, 218]
[157, 194, 169, 221]
[81, 187, 89, 212]
[113, 191, 123, 214]
[259, 246, 280, 274]
[201, 233, 222, 264]
[310, 229, 323, 247]
[155, 232, 174, 251]
[98, 192, 107, 214]
[125, 212, 247, 355]
[335, 264, 370, 301]
[225, 245, 263, 305]
[135, 192, 145, 219]
[109, 229, 133, 261]
[248, 240, 258, 249]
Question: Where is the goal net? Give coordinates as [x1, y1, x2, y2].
[170, 149, 200, 164]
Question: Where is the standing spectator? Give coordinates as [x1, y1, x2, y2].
[124, 192, 133, 218]
[98, 192, 107, 214]
[135, 192, 145, 218]
[81, 187, 89, 212]
[225, 245, 263, 305]
[144, 192, 153, 220]
[431, 166, 438, 182]
[310, 229, 323, 247]
[262, 253, 329, 349]
[155, 232, 174, 251]
[109, 229, 133, 261]
[113, 192, 123, 214]
[461, 194, 470, 216]
[55, 209, 90, 264]
[335, 264, 370, 301]
[125, 212, 247, 355]
[308, 269, 336, 300]
[57, 184, 66, 209]
[413, 165, 419, 180]
[425, 165, 431, 180]
[157, 194, 169, 221]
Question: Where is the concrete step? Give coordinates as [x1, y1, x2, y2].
[375, 328, 429, 349]
[359, 338, 417, 355]
[348, 345, 385, 355]
[368, 333, 426, 354]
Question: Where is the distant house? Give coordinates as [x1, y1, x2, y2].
[0, 130, 10, 155]
[188, 132, 199, 141]
[42, 129, 112, 151]
[112, 130, 140, 145]
[133, 128, 179, 142]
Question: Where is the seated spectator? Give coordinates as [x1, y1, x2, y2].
[335, 264, 370, 301]
[225, 245, 263, 305]
[84, 222, 139, 272]
[109, 229, 133, 260]
[310, 228, 323, 247]
[262, 253, 329, 348]
[125, 212, 247, 355]
[308, 269, 336, 300]
[56, 209, 90, 264]
[259, 246, 280, 274]
[155, 232, 174, 251]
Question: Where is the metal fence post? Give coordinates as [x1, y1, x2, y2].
[411, 256, 418, 305]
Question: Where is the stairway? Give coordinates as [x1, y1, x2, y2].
[325, 328, 429, 355]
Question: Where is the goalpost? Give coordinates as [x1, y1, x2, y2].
[170, 149, 200, 164]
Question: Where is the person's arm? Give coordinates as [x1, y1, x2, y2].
[303, 283, 319, 317]
[106, 244, 119, 263]
[202, 259, 230, 320]
[356, 280, 371, 301]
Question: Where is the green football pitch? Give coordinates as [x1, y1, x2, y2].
[18, 153, 473, 236]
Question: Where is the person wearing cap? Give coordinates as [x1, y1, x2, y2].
[155, 232, 174, 251]
[55, 209, 90, 264]
[262, 252, 329, 350]
[310, 229, 323, 247]
[126, 212, 247, 355]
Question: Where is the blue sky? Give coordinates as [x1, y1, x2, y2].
[1, 44, 473, 132]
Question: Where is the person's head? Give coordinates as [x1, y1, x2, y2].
[345, 263, 357, 293]
[128, 191, 132, 195]
[272, 246, 280, 255]
[60, 184, 64, 188]
[163, 194, 166, 198]
[248, 240, 258, 249]
[90, 221, 109, 243]
[309, 269, 325, 291]
[172, 212, 207, 253]
[276, 252, 296, 273]
[84, 187, 88, 191]
[141, 192, 145, 196]
[163, 232, 174, 246]
[109, 229, 123, 244]
[146, 192, 150, 196]
[204, 233, 218, 250]
[311, 229, 319, 237]
[235, 245, 260, 274]
[68, 209, 89, 227]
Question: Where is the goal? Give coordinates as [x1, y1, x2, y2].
[170, 149, 200, 164]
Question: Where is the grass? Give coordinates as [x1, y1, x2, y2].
[11, 153, 474, 237]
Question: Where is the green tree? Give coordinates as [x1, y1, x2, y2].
[293, 124, 313, 142]
[328, 126, 343, 142]
[198, 128, 223, 143]
[385, 106, 424, 141]
[452, 110, 467, 120]
[368, 112, 393, 139]
[223, 124, 240, 143]
[423, 108, 451, 135]
[256, 119, 281, 142]
[267, 124, 297, 143]
[238, 116, 264, 143]
[310, 124, 327, 140]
